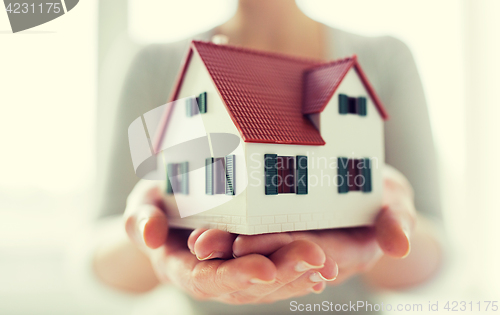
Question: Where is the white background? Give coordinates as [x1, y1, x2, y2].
[0, 0, 499, 314]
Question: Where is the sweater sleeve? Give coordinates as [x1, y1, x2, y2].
[378, 37, 442, 221]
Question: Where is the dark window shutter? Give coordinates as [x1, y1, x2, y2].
[225, 155, 235, 195]
[361, 158, 372, 192]
[358, 97, 367, 116]
[339, 94, 348, 114]
[180, 162, 189, 194]
[205, 158, 214, 195]
[198, 92, 207, 114]
[296, 156, 308, 195]
[265, 154, 278, 195]
[166, 163, 174, 194]
[337, 157, 349, 194]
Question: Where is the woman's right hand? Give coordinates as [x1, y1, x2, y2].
[123, 180, 336, 304]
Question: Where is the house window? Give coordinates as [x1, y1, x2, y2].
[337, 157, 372, 194]
[205, 155, 235, 195]
[265, 154, 308, 195]
[166, 162, 189, 194]
[186, 92, 207, 117]
[339, 94, 367, 116]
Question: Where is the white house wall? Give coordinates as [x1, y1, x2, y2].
[244, 68, 384, 233]
[160, 51, 247, 226]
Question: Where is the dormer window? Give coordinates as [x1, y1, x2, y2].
[339, 94, 367, 116]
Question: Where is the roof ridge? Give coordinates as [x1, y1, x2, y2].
[304, 55, 357, 73]
[191, 40, 325, 66]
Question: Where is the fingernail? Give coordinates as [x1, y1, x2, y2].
[319, 261, 339, 281]
[295, 261, 324, 272]
[196, 251, 224, 261]
[137, 218, 147, 243]
[188, 242, 195, 255]
[401, 230, 411, 258]
[317, 272, 337, 282]
[196, 251, 215, 261]
[232, 252, 239, 259]
[250, 278, 276, 284]
[309, 272, 324, 283]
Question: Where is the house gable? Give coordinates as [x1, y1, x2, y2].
[158, 50, 247, 218]
[302, 55, 389, 120]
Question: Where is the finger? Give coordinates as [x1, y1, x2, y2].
[161, 253, 276, 300]
[193, 229, 237, 260]
[234, 228, 378, 273]
[160, 231, 276, 300]
[311, 281, 327, 294]
[316, 256, 339, 281]
[256, 271, 324, 303]
[220, 240, 326, 304]
[125, 204, 168, 249]
[243, 240, 326, 298]
[233, 233, 293, 257]
[256, 259, 338, 303]
[188, 228, 207, 255]
[375, 206, 413, 258]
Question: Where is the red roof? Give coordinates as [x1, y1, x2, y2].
[153, 41, 387, 152]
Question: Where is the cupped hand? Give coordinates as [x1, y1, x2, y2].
[123, 180, 339, 304]
[189, 165, 416, 284]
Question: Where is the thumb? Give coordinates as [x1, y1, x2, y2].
[375, 205, 413, 258]
[125, 204, 169, 249]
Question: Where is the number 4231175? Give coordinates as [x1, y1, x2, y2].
[444, 301, 498, 312]
[6, 3, 62, 14]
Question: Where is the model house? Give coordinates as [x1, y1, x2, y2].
[152, 40, 389, 235]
